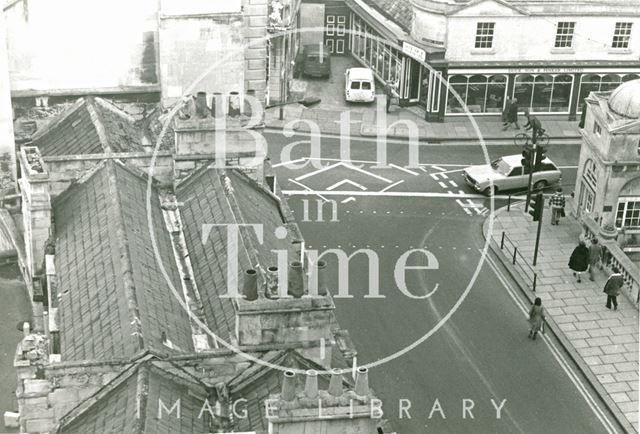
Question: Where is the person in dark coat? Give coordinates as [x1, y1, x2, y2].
[524, 109, 546, 144]
[603, 266, 624, 310]
[502, 98, 512, 125]
[568, 240, 590, 283]
[503, 98, 520, 130]
[528, 297, 545, 340]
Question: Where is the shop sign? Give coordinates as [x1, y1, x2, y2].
[402, 41, 426, 63]
[508, 67, 585, 74]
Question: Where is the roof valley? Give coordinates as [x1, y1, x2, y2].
[105, 162, 146, 354]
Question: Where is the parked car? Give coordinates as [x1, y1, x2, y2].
[345, 67, 376, 103]
[298, 44, 331, 78]
[462, 154, 562, 195]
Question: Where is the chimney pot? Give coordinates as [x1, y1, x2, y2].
[288, 261, 304, 298]
[242, 269, 258, 301]
[354, 367, 369, 396]
[211, 92, 224, 118]
[304, 370, 318, 399]
[266, 266, 279, 298]
[281, 370, 296, 401]
[312, 260, 328, 296]
[328, 368, 343, 396]
[196, 91, 208, 118]
[244, 89, 256, 117]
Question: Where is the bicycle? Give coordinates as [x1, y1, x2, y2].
[514, 131, 550, 147]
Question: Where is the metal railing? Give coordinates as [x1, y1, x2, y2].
[582, 215, 639, 305]
[500, 231, 538, 291]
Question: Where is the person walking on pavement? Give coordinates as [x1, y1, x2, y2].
[502, 98, 513, 125]
[568, 240, 590, 283]
[588, 238, 603, 281]
[528, 297, 545, 340]
[523, 109, 546, 144]
[385, 81, 398, 114]
[604, 266, 624, 310]
[549, 188, 566, 225]
[502, 98, 520, 130]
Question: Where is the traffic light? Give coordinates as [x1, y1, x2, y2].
[534, 145, 547, 171]
[521, 145, 534, 171]
[528, 193, 543, 221]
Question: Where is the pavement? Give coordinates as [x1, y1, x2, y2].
[484, 200, 639, 433]
[265, 56, 582, 143]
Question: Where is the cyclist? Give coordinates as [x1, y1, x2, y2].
[523, 109, 546, 144]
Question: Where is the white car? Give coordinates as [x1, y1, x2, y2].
[462, 154, 562, 195]
[345, 67, 376, 103]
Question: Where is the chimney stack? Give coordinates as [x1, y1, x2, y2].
[304, 370, 318, 399]
[242, 269, 258, 301]
[354, 367, 369, 397]
[228, 91, 241, 118]
[196, 92, 208, 118]
[281, 370, 296, 401]
[328, 368, 343, 396]
[288, 261, 304, 298]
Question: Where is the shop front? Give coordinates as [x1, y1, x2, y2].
[444, 66, 639, 118]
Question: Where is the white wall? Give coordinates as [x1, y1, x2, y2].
[445, 2, 640, 62]
[3, 0, 159, 92]
[160, 0, 242, 16]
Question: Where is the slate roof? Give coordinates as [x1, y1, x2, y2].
[56, 357, 212, 434]
[31, 97, 145, 157]
[363, 0, 413, 33]
[176, 166, 299, 344]
[53, 160, 194, 361]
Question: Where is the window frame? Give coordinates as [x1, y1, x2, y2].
[616, 198, 640, 229]
[474, 22, 495, 49]
[554, 21, 576, 48]
[593, 122, 602, 136]
[612, 22, 633, 49]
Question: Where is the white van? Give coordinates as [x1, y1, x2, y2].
[345, 67, 376, 103]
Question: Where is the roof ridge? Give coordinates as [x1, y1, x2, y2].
[94, 97, 137, 123]
[105, 161, 146, 353]
[30, 97, 86, 142]
[85, 96, 112, 153]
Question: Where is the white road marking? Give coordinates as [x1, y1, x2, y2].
[380, 180, 405, 192]
[449, 180, 458, 187]
[419, 167, 429, 173]
[484, 253, 619, 434]
[294, 162, 342, 180]
[287, 179, 330, 202]
[431, 165, 446, 172]
[272, 157, 306, 168]
[389, 163, 420, 176]
[295, 161, 394, 183]
[421, 163, 469, 168]
[466, 199, 484, 208]
[438, 181, 448, 189]
[341, 197, 356, 203]
[326, 179, 367, 191]
[441, 173, 449, 179]
[306, 156, 381, 164]
[282, 189, 522, 200]
[473, 207, 485, 215]
[463, 208, 473, 215]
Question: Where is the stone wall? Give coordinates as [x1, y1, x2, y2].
[243, 0, 269, 103]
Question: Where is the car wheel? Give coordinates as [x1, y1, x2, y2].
[483, 186, 498, 196]
[533, 180, 547, 191]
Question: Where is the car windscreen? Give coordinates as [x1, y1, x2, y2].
[361, 81, 372, 90]
[491, 158, 512, 176]
[307, 55, 328, 63]
[350, 81, 361, 89]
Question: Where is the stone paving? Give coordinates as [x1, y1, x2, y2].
[486, 200, 639, 432]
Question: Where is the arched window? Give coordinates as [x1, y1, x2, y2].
[532, 74, 554, 112]
[600, 74, 622, 92]
[622, 73, 639, 82]
[486, 75, 507, 112]
[550, 74, 573, 112]
[467, 75, 488, 113]
[446, 75, 469, 113]
[513, 74, 534, 108]
[583, 159, 597, 188]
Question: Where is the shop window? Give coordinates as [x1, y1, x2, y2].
[612, 22, 633, 49]
[447, 75, 468, 113]
[486, 75, 507, 113]
[600, 74, 622, 92]
[532, 74, 553, 111]
[622, 74, 639, 82]
[513, 74, 534, 109]
[466, 75, 488, 113]
[554, 22, 575, 48]
[616, 198, 640, 228]
[578, 74, 603, 109]
[550, 74, 573, 112]
[474, 22, 495, 49]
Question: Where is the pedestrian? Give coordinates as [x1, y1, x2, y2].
[502, 98, 512, 125]
[549, 188, 566, 225]
[588, 238, 603, 281]
[523, 109, 546, 144]
[603, 266, 624, 310]
[528, 297, 545, 340]
[502, 98, 520, 130]
[568, 240, 590, 283]
[385, 81, 397, 114]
